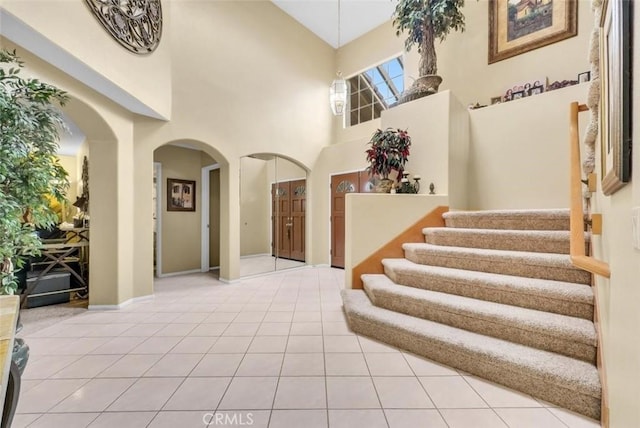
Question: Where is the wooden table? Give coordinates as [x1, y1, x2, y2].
[0, 296, 19, 427]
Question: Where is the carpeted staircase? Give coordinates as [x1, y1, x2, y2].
[342, 209, 601, 420]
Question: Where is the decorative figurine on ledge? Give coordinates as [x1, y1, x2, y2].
[396, 172, 421, 194]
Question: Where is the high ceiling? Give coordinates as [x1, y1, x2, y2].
[271, 0, 398, 48]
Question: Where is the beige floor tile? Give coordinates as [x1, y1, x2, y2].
[52, 378, 136, 412]
[153, 323, 198, 336]
[97, 354, 163, 378]
[89, 336, 147, 354]
[281, 353, 325, 376]
[420, 376, 488, 409]
[373, 377, 434, 409]
[217, 377, 278, 410]
[285, 335, 324, 353]
[204, 312, 238, 323]
[212, 411, 270, 428]
[191, 354, 243, 376]
[464, 376, 542, 408]
[141, 313, 181, 323]
[326, 377, 381, 409]
[144, 353, 203, 377]
[50, 354, 122, 379]
[256, 322, 291, 336]
[440, 409, 508, 428]
[262, 312, 294, 323]
[269, 410, 327, 428]
[402, 353, 459, 376]
[119, 323, 166, 337]
[147, 411, 211, 428]
[233, 311, 267, 322]
[358, 336, 401, 353]
[328, 409, 388, 428]
[325, 353, 369, 376]
[172, 312, 210, 323]
[130, 337, 182, 354]
[292, 311, 322, 322]
[365, 353, 414, 376]
[247, 336, 288, 353]
[169, 336, 218, 354]
[324, 335, 361, 353]
[273, 377, 327, 409]
[87, 412, 156, 428]
[188, 323, 229, 337]
[385, 409, 448, 428]
[48, 337, 110, 355]
[321, 311, 347, 322]
[322, 321, 354, 335]
[163, 377, 231, 410]
[222, 322, 260, 336]
[16, 379, 89, 413]
[290, 322, 323, 335]
[208, 336, 253, 353]
[22, 355, 81, 380]
[8, 413, 41, 428]
[494, 408, 569, 428]
[235, 353, 284, 376]
[547, 407, 602, 428]
[106, 377, 183, 411]
[85, 323, 136, 337]
[27, 412, 100, 428]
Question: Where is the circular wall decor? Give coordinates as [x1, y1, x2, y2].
[85, 0, 163, 54]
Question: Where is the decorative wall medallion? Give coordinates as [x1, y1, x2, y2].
[85, 0, 163, 54]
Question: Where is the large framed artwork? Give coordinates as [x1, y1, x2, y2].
[489, 0, 578, 63]
[599, 0, 632, 196]
[167, 178, 196, 212]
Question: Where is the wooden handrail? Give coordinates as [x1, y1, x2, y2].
[569, 102, 610, 278]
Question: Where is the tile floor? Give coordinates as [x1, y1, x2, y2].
[13, 267, 601, 428]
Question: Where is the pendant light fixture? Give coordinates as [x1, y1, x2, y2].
[329, 0, 347, 116]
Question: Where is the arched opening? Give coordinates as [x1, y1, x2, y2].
[152, 140, 229, 282]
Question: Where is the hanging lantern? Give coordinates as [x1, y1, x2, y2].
[330, 72, 347, 116]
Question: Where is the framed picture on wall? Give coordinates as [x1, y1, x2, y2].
[599, 0, 632, 195]
[167, 178, 196, 211]
[488, 0, 578, 64]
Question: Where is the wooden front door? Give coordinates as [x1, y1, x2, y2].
[290, 180, 306, 262]
[272, 179, 306, 261]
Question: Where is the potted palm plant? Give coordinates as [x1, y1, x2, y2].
[365, 128, 412, 193]
[393, 0, 466, 102]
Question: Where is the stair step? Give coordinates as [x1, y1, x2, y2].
[443, 209, 571, 230]
[402, 243, 592, 284]
[342, 289, 601, 420]
[382, 258, 593, 320]
[362, 274, 596, 363]
[423, 228, 589, 255]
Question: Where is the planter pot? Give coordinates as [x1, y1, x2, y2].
[375, 178, 395, 193]
[399, 75, 443, 104]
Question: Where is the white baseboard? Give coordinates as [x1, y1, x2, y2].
[88, 294, 154, 311]
[156, 268, 202, 278]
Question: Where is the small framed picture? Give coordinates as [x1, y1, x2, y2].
[528, 84, 545, 96]
[578, 71, 591, 83]
[490, 96, 503, 105]
[512, 90, 526, 100]
[167, 178, 196, 211]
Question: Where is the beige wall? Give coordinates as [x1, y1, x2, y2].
[1, 0, 172, 119]
[345, 194, 449, 288]
[468, 83, 588, 210]
[590, 4, 640, 426]
[153, 145, 203, 274]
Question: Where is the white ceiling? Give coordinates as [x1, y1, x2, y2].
[271, 0, 398, 48]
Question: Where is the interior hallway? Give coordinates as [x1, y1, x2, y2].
[14, 267, 599, 428]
